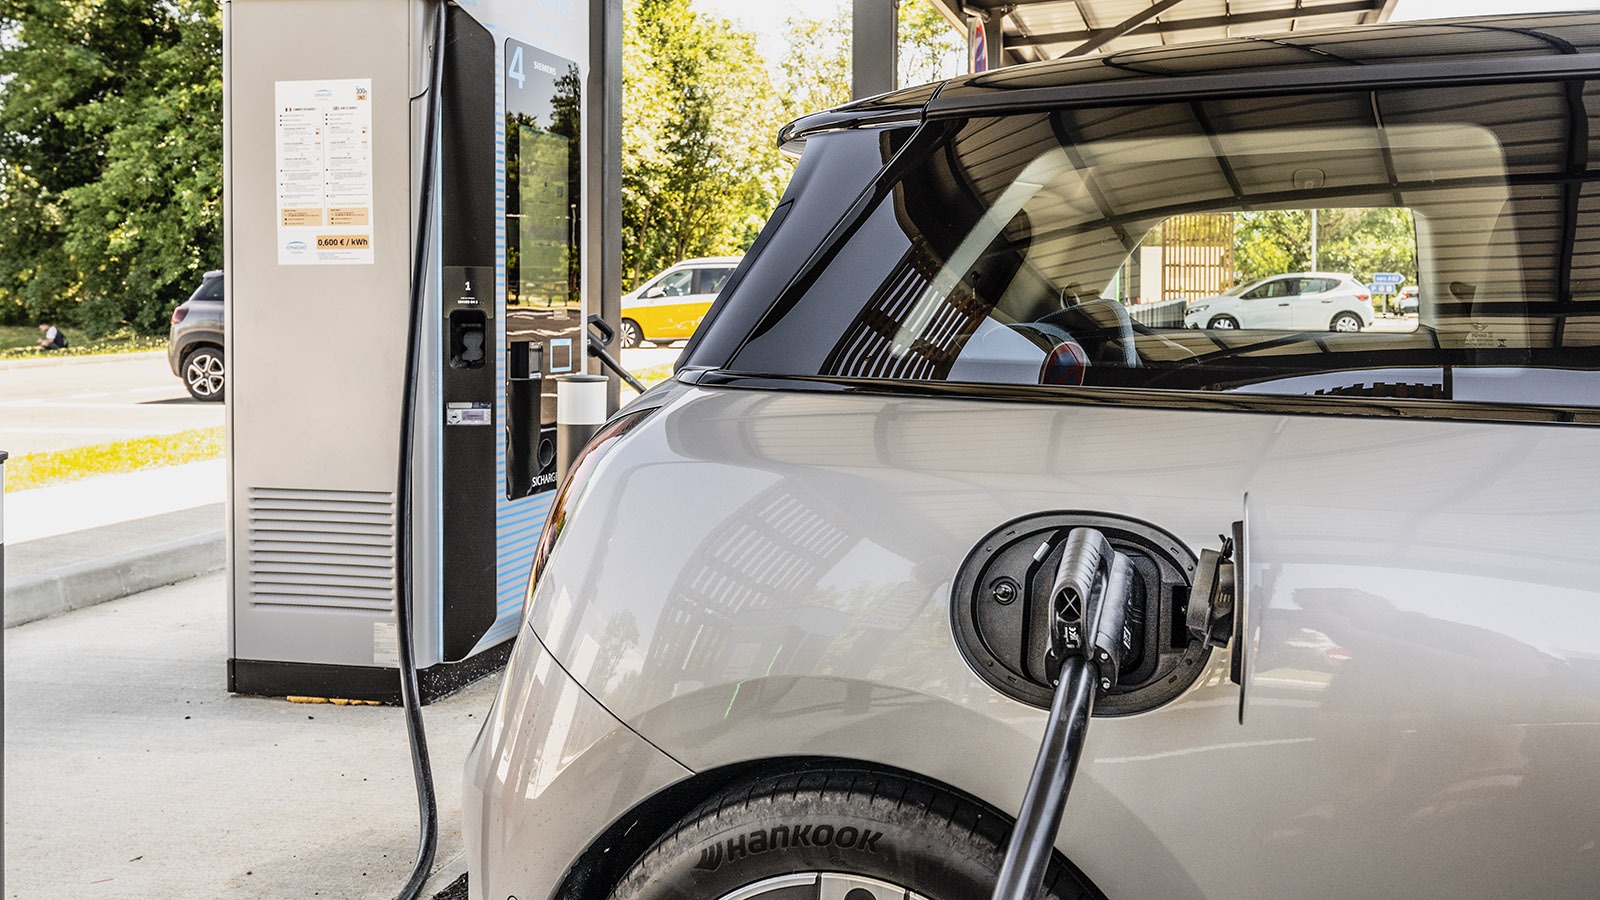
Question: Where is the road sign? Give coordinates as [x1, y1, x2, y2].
[1373, 272, 1405, 285]
[1368, 282, 1396, 294]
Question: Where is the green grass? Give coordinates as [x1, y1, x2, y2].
[631, 362, 677, 389]
[5, 426, 225, 492]
[0, 325, 166, 359]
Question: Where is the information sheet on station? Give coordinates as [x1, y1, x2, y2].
[274, 79, 375, 265]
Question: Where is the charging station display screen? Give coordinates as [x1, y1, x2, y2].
[504, 40, 582, 500]
[506, 40, 581, 319]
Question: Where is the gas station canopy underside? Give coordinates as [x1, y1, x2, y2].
[934, 0, 1399, 65]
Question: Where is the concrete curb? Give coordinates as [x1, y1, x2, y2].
[4, 529, 224, 628]
[422, 849, 469, 898]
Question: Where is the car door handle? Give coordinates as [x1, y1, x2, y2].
[1278, 303, 1290, 306]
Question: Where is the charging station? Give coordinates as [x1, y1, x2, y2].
[223, 0, 619, 702]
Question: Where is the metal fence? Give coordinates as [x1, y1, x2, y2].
[1127, 298, 1188, 327]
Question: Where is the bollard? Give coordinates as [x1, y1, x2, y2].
[555, 374, 608, 488]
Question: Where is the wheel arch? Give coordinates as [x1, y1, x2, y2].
[1329, 309, 1364, 330]
[180, 337, 225, 361]
[548, 756, 1113, 900]
[620, 316, 646, 346]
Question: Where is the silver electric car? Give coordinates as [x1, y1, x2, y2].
[467, 14, 1600, 900]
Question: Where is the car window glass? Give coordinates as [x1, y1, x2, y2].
[730, 81, 1598, 410]
[694, 267, 734, 295]
[659, 270, 694, 297]
[192, 277, 225, 303]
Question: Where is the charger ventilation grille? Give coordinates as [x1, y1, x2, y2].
[246, 488, 397, 614]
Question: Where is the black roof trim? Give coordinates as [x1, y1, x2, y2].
[680, 371, 1599, 428]
[778, 105, 927, 147]
[782, 15, 1600, 143]
[778, 82, 941, 147]
[925, 52, 1600, 117]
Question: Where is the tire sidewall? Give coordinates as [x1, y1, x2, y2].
[610, 774, 1085, 900]
[620, 319, 643, 349]
[1331, 312, 1361, 332]
[183, 346, 225, 402]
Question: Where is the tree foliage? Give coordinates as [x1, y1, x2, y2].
[0, 0, 222, 335]
[777, 0, 964, 123]
[619, 0, 963, 289]
[1, 0, 968, 324]
[1234, 207, 1417, 287]
[621, 0, 784, 288]
[897, 0, 966, 88]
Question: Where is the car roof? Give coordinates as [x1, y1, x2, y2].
[781, 13, 1600, 145]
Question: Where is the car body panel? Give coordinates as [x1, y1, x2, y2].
[511, 384, 1600, 900]
[622, 298, 715, 342]
[464, 627, 691, 900]
[168, 270, 225, 375]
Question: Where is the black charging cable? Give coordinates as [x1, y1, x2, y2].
[393, 2, 447, 899]
[585, 315, 648, 393]
[991, 529, 1135, 900]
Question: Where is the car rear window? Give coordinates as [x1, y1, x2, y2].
[191, 275, 225, 303]
[728, 80, 1600, 411]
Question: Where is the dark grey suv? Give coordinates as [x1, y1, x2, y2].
[167, 269, 225, 401]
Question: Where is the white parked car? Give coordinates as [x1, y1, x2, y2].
[618, 257, 741, 348]
[1184, 272, 1375, 331]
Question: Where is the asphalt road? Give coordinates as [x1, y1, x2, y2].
[2, 571, 494, 899]
[0, 351, 224, 457]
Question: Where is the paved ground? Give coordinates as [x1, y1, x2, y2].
[0, 352, 223, 457]
[0, 343, 689, 895]
[2, 571, 498, 900]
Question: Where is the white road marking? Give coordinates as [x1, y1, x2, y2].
[130, 385, 177, 394]
[70, 392, 112, 399]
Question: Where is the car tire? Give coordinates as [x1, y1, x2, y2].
[181, 346, 225, 402]
[608, 768, 1098, 900]
[1207, 315, 1239, 329]
[620, 318, 644, 349]
[1330, 312, 1363, 333]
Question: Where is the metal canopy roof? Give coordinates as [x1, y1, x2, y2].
[930, 0, 1399, 65]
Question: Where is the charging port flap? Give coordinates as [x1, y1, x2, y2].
[951, 512, 1205, 716]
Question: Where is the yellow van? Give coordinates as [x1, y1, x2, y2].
[618, 257, 740, 348]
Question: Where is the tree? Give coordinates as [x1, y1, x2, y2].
[777, 0, 965, 123]
[0, 0, 222, 334]
[1234, 207, 1416, 287]
[1315, 207, 1417, 284]
[897, 0, 965, 88]
[1233, 210, 1307, 284]
[622, 0, 784, 288]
